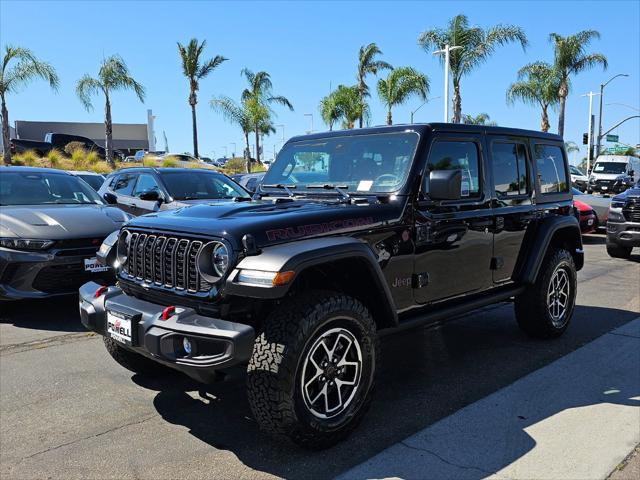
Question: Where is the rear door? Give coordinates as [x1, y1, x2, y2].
[111, 173, 139, 215]
[486, 136, 536, 283]
[413, 133, 494, 304]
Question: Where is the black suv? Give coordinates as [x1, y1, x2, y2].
[80, 124, 583, 448]
[97, 167, 250, 216]
[606, 180, 640, 258]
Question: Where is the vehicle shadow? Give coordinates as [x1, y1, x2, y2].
[581, 234, 606, 245]
[0, 296, 85, 333]
[142, 303, 639, 480]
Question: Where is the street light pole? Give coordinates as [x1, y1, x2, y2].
[582, 91, 600, 173]
[410, 96, 440, 124]
[304, 113, 313, 134]
[433, 45, 462, 122]
[230, 142, 236, 157]
[596, 73, 629, 157]
[275, 124, 285, 146]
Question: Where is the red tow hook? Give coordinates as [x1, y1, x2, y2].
[160, 306, 176, 321]
[94, 286, 109, 298]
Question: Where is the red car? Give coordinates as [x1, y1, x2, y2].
[574, 198, 597, 234]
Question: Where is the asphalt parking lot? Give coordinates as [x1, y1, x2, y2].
[1, 234, 639, 480]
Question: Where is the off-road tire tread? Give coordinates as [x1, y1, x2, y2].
[246, 290, 377, 449]
[515, 248, 576, 339]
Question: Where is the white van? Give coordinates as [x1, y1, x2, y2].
[588, 155, 639, 194]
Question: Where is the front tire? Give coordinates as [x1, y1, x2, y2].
[606, 238, 632, 259]
[246, 291, 378, 449]
[515, 248, 577, 339]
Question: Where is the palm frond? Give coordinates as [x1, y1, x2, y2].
[1, 44, 59, 95]
[196, 55, 228, 79]
[75, 75, 103, 111]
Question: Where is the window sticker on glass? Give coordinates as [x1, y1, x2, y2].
[461, 180, 470, 197]
[594, 165, 604, 172]
[357, 180, 373, 191]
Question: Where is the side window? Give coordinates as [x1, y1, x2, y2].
[113, 174, 136, 196]
[491, 143, 528, 197]
[133, 174, 160, 196]
[534, 145, 569, 194]
[426, 140, 481, 198]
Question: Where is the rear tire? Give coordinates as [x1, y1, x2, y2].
[246, 290, 378, 449]
[606, 238, 632, 259]
[103, 337, 169, 376]
[515, 248, 577, 339]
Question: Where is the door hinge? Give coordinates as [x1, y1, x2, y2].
[412, 272, 430, 288]
[490, 257, 504, 270]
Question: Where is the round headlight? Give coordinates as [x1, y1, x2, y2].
[117, 230, 131, 265]
[212, 242, 229, 276]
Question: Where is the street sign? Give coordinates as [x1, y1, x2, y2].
[606, 134, 619, 142]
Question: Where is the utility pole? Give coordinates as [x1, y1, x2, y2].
[596, 74, 628, 157]
[304, 113, 314, 134]
[582, 91, 600, 172]
[433, 45, 462, 122]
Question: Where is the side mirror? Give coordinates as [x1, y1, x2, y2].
[139, 189, 162, 202]
[103, 192, 117, 205]
[427, 169, 462, 201]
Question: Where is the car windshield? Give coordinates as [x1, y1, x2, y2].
[0, 171, 104, 206]
[592, 162, 626, 174]
[160, 171, 251, 200]
[77, 174, 105, 191]
[261, 132, 419, 194]
[570, 166, 584, 176]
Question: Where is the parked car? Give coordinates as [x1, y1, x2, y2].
[231, 172, 265, 192]
[569, 165, 588, 192]
[163, 153, 198, 164]
[67, 171, 106, 192]
[571, 187, 611, 229]
[573, 198, 596, 234]
[588, 155, 638, 194]
[606, 179, 640, 258]
[82, 123, 583, 448]
[10, 133, 124, 160]
[98, 167, 251, 216]
[0, 167, 130, 301]
[123, 156, 137, 163]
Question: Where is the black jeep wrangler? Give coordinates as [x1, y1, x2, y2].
[80, 124, 583, 448]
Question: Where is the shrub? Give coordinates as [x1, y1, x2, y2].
[64, 141, 86, 156]
[90, 161, 112, 174]
[85, 150, 99, 165]
[13, 150, 40, 167]
[46, 148, 63, 168]
[223, 157, 247, 174]
[142, 155, 157, 167]
[161, 155, 178, 168]
[71, 148, 89, 170]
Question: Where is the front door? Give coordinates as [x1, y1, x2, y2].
[131, 173, 163, 215]
[413, 134, 494, 304]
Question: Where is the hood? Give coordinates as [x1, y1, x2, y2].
[591, 173, 628, 181]
[612, 185, 640, 203]
[0, 204, 129, 239]
[128, 198, 405, 249]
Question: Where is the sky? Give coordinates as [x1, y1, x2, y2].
[1, 0, 639, 164]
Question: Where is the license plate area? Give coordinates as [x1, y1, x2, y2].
[84, 257, 110, 273]
[106, 309, 136, 346]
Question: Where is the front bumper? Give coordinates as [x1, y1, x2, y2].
[589, 181, 629, 194]
[607, 221, 640, 247]
[78, 282, 255, 383]
[0, 247, 113, 301]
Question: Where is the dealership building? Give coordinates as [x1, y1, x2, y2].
[3, 109, 156, 155]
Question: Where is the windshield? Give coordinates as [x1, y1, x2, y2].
[261, 132, 419, 194]
[77, 174, 105, 191]
[160, 171, 251, 200]
[570, 166, 585, 176]
[0, 171, 104, 206]
[592, 162, 626, 174]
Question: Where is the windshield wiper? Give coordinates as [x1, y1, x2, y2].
[306, 184, 351, 203]
[262, 184, 297, 198]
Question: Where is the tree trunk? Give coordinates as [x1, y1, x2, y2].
[1, 94, 11, 165]
[540, 103, 550, 133]
[386, 107, 392, 126]
[452, 81, 462, 123]
[244, 131, 251, 173]
[255, 125, 260, 164]
[190, 91, 199, 158]
[557, 81, 568, 137]
[104, 94, 114, 169]
[358, 87, 363, 128]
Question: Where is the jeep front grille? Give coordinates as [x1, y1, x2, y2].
[122, 230, 210, 292]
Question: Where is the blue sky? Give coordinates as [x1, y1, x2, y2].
[2, 0, 639, 163]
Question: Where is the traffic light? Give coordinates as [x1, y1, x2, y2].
[582, 133, 589, 145]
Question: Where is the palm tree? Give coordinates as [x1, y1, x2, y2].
[377, 67, 429, 125]
[0, 45, 59, 164]
[506, 62, 560, 132]
[240, 69, 293, 163]
[76, 55, 145, 168]
[332, 85, 368, 129]
[177, 38, 227, 159]
[418, 14, 528, 123]
[549, 30, 607, 137]
[461, 113, 497, 125]
[319, 91, 342, 131]
[356, 43, 391, 128]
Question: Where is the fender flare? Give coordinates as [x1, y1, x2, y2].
[517, 215, 584, 285]
[225, 236, 398, 325]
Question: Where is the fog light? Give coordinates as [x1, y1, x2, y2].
[183, 337, 192, 355]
